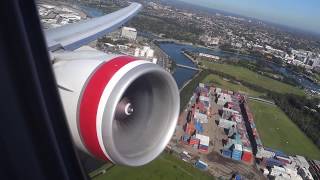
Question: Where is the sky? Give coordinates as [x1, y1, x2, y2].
[179, 0, 320, 34]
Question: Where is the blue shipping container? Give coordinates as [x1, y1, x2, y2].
[232, 150, 242, 161]
[222, 149, 232, 158]
[183, 134, 190, 142]
[195, 122, 204, 133]
[264, 147, 288, 158]
[266, 158, 284, 167]
[275, 151, 288, 158]
[195, 161, 208, 170]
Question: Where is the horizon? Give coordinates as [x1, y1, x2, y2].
[177, 0, 320, 35]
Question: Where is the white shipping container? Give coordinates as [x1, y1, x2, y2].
[199, 96, 210, 102]
[218, 118, 236, 129]
[194, 112, 208, 123]
[235, 144, 242, 151]
[196, 134, 210, 146]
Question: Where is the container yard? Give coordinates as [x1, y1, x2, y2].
[211, 86, 255, 165]
[173, 83, 265, 179]
[171, 82, 319, 179]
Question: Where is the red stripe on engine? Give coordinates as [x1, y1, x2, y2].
[79, 56, 136, 160]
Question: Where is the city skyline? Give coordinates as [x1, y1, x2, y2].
[179, 0, 320, 34]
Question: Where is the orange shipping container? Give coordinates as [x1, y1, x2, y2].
[185, 123, 195, 135]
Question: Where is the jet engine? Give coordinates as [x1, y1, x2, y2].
[52, 47, 179, 166]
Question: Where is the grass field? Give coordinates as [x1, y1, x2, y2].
[90, 153, 213, 180]
[248, 100, 320, 160]
[201, 74, 264, 97]
[202, 61, 304, 96]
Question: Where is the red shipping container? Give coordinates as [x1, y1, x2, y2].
[189, 139, 199, 145]
[242, 151, 252, 162]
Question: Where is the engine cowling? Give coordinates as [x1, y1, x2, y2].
[53, 48, 179, 166]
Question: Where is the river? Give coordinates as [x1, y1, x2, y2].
[158, 42, 320, 93]
[78, 5, 320, 93]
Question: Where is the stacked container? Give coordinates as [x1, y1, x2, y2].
[222, 149, 232, 158]
[232, 144, 243, 161]
[195, 160, 208, 170]
[182, 134, 190, 143]
[275, 155, 291, 164]
[189, 137, 199, 145]
[242, 147, 253, 163]
[192, 144, 199, 149]
[265, 158, 285, 167]
[185, 123, 195, 135]
[199, 144, 209, 152]
[196, 134, 210, 152]
[195, 121, 204, 134]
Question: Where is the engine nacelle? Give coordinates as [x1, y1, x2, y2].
[53, 47, 179, 166]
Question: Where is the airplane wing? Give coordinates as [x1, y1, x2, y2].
[45, 3, 142, 52]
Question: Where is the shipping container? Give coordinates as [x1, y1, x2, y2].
[222, 149, 232, 158]
[232, 150, 242, 161]
[193, 144, 199, 149]
[189, 138, 200, 145]
[242, 150, 252, 163]
[265, 158, 285, 167]
[196, 134, 210, 146]
[195, 160, 208, 170]
[195, 121, 204, 133]
[199, 144, 209, 150]
[185, 123, 195, 135]
[182, 134, 190, 142]
[275, 156, 291, 164]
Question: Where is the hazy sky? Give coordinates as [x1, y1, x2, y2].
[179, 0, 320, 34]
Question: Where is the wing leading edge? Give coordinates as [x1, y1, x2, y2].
[45, 3, 142, 52]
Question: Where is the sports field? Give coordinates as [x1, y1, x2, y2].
[201, 74, 264, 97]
[248, 100, 320, 160]
[202, 61, 304, 96]
[90, 153, 213, 180]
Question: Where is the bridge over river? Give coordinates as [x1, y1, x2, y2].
[176, 64, 200, 71]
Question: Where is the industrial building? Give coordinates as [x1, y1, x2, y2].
[121, 26, 137, 40]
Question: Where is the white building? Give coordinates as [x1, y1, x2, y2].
[146, 49, 154, 58]
[134, 46, 155, 59]
[152, 58, 158, 64]
[310, 58, 320, 69]
[199, 53, 220, 60]
[134, 48, 140, 57]
[121, 27, 137, 40]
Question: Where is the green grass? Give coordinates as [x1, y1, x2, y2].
[248, 100, 320, 160]
[201, 74, 264, 97]
[314, 73, 320, 83]
[91, 153, 213, 180]
[202, 61, 304, 96]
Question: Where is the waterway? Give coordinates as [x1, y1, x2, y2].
[79, 5, 105, 17]
[78, 5, 320, 93]
[158, 42, 320, 93]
